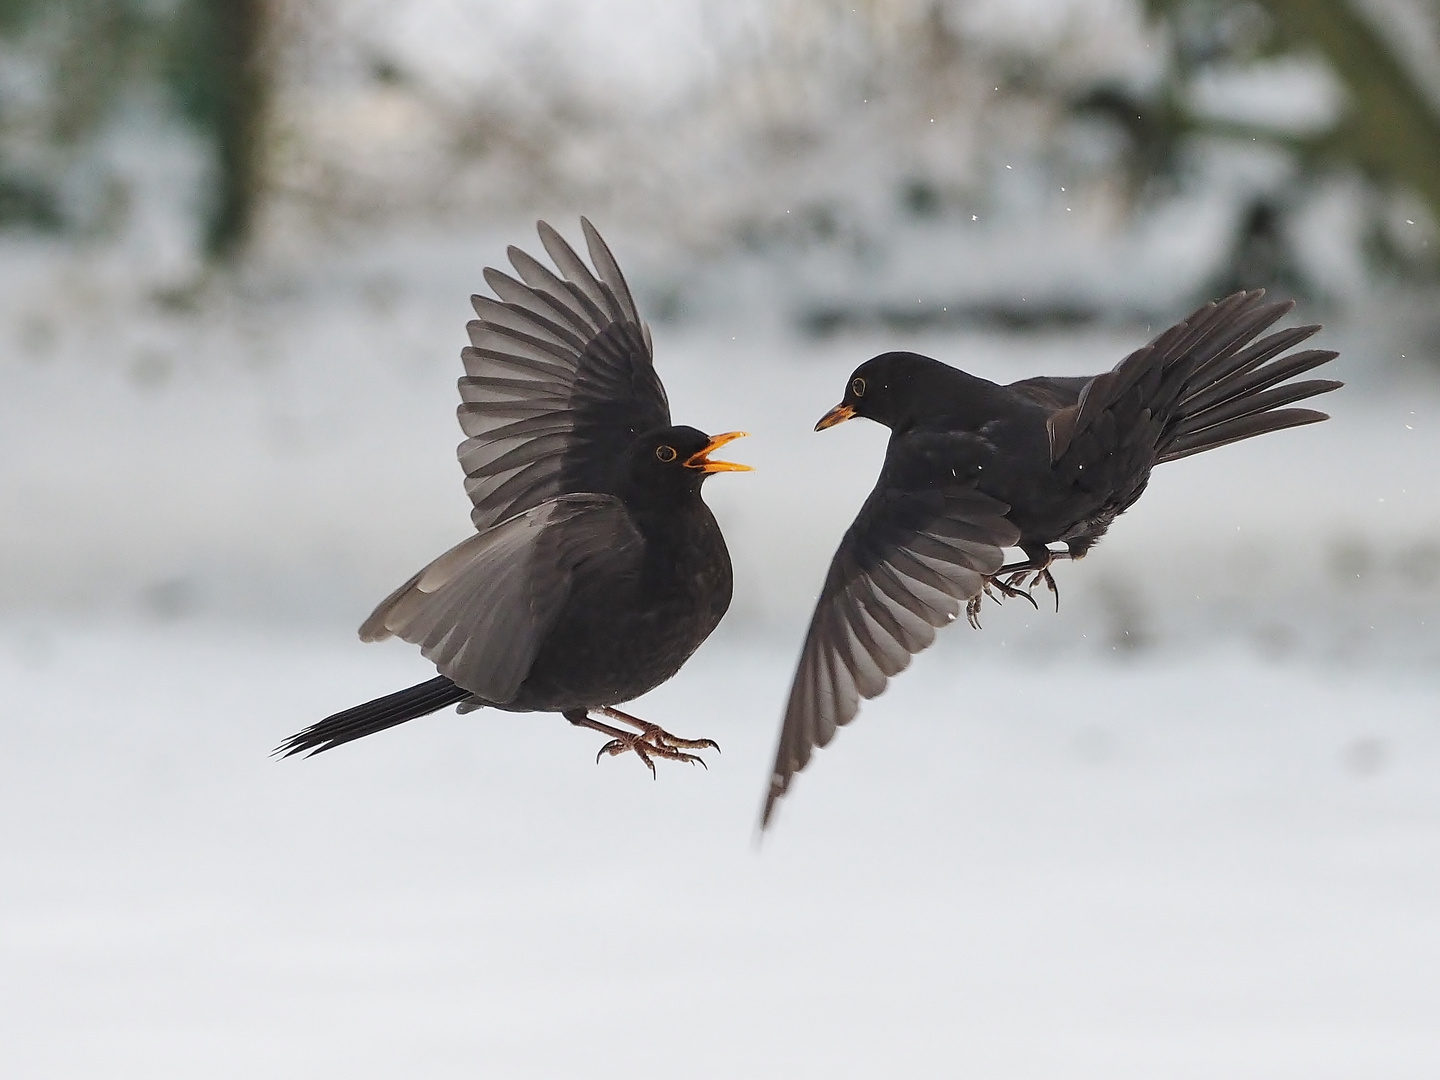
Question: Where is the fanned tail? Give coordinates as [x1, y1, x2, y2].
[1044, 291, 1343, 468]
[276, 676, 471, 757]
[1156, 295, 1341, 463]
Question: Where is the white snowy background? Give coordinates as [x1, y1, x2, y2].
[3, 1, 1440, 1076]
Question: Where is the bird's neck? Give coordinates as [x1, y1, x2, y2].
[887, 366, 1005, 435]
[626, 493, 710, 545]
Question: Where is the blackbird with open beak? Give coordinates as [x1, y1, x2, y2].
[764, 289, 1341, 826]
[278, 220, 750, 774]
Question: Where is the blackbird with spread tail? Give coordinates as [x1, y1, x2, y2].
[278, 220, 750, 773]
[763, 290, 1341, 826]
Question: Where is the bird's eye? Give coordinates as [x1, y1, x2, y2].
[851, 377, 866, 397]
[655, 445, 677, 463]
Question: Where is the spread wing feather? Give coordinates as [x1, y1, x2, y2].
[358, 494, 643, 703]
[457, 218, 669, 532]
[763, 485, 1019, 828]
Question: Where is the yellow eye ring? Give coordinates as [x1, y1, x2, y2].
[851, 377, 866, 397]
[655, 445, 677, 463]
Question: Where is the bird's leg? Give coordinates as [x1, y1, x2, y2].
[601, 705, 721, 755]
[564, 710, 660, 776]
[562, 708, 717, 779]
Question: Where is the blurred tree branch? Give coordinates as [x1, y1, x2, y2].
[1144, 0, 1440, 230]
[165, 0, 271, 259]
[1265, 0, 1440, 221]
[0, 0, 271, 261]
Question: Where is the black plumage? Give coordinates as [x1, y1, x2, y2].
[279, 220, 749, 773]
[764, 290, 1341, 826]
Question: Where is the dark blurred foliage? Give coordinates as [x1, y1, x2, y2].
[1213, 196, 1314, 297]
[0, 0, 1433, 294]
[1124, 0, 1440, 292]
[163, 0, 269, 257]
[0, 0, 268, 259]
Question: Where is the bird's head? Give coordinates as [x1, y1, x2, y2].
[624, 426, 751, 502]
[815, 351, 946, 432]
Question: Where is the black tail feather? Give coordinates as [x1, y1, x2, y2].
[1177, 347, 1335, 419]
[1168, 377, 1342, 442]
[1157, 406, 1332, 463]
[276, 676, 472, 757]
[1182, 323, 1320, 398]
[1154, 298, 1341, 463]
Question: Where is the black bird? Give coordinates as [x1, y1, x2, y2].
[763, 290, 1341, 826]
[278, 219, 750, 773]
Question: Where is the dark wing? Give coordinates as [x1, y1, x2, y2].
[1006, 375, 1089, 411]
[358, 493, 642, 703]
[459, 218, 670, 531]
[763, 484, 1019, 828]
[1045, 290, 1340, 468]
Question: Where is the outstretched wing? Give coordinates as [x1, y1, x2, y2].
[459, 218, 670, 531]
[359, 493, 643, 704]
[763, 483, 1019, 828]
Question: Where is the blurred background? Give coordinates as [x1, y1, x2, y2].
[4, 1, 1440, 1076]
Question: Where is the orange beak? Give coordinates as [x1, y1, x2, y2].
[684, 431, 753, 473]
[814, 404, 855, 431]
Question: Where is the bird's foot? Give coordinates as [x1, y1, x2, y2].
[1037, 568, 1059, 611]
[594, 731, 710, 776]
[997, 549, 1062, 613]
[967, 574, 1038, 629]
[966, 594, 983, 629]
[566, 707, 719, 779]
[991, 574, 1040, 609]
[603, 706, 721, 753]
[1003, 567, 1059, 612]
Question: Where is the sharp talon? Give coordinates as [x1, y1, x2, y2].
[991, 575, 1039, 610]
[581, 708, 718, 775]
[992, 551, 1063, 616]
[652, 732, 720, 752]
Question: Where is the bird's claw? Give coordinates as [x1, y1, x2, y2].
[968, 573, 1040, 628]
[1007, 567, 1060, 611]
[641, 725, 720, 753]
[1036, 568, 1059, 611]
[595, 733, 710, 777]
[992, 553, 1063, 614]
[596, 733, 708, 776]
[592, 707, 718, 777]
[966, 594, 984, 629]
[993, 574, 1040, 610]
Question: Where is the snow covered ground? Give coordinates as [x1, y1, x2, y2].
[3, 621, 1440, 1078]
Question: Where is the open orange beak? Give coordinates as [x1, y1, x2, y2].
[684, 431, 753, 473]
[814, 404, 855, 431]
